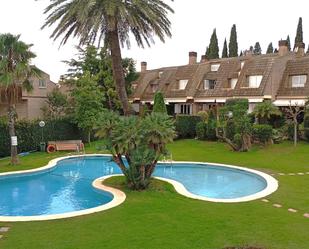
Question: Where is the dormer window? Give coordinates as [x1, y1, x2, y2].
[39, 79, 46, 88]
[158, 71, 163, 78]
[211, 64, 220, 72]
[132, 83, 138, 90]
[291, 75, 307, 88]
[204, 79, 216, 90]
[227, 78, 238, 89]
[178, 80, 188, 90]
[241, 61, 245, 69]
[150, 83, 159, 93]
[246, 75, 263, 88]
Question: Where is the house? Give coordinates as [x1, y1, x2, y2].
[131, 40, 309, 115]
[0, 69, 58, 119]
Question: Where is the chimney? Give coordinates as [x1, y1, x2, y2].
[141, 61, 147, 72]
[294, 42, 305, 57]
[189, 51, 197, 65]
[200, 55, 208, 63]
[278, 40, 289, 56]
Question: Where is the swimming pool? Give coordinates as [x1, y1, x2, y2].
[0, 155, 278, 221]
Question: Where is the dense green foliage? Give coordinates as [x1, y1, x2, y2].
[294, 17, 303, 48]
[207, 29, 219, 59]
[304, 113, 309, 141]
[0, 118, 81, 157]
[153, 92, 167, 114]
[222, 38, 228, 58]
[252, 124, 273, 144]
[196, 122, 207, 140]
[252, 101, 282, 124]
[228, 24, 238, 57]
[287, 35, 291, 51]
[175, 115, 202, 138]
[253, 42, 262, 55]
[266, 42, 274, 54]
[41, 88, 68, 119]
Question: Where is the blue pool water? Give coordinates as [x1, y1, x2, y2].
[0, 156, 267, 216]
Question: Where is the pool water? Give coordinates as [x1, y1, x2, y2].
[0, 156, 267, 217]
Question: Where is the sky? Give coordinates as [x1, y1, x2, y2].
[0, 0, 308, 82]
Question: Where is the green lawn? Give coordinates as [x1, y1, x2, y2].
[0, 140, 308, 249]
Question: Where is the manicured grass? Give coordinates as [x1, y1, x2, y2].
[0, 140, 308, 249]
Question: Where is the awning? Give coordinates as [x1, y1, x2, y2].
[273, 99, 306, 107]
[194, 99, 216, 103]
[248, 98, 264, 103]
[165, 98, 187, 103]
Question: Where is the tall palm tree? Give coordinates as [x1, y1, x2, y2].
[0, 34, 39, 165]
[42, 0, 174, 115]
[252, 100, 282, 124]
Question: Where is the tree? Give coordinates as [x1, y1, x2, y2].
[228, 24, 238, 57]
[222, 38, 228, 58]
[287, 35, 291, 51]
[42, 88, 68, 119]
[284, 103, 304, 146]
[294, 17, 303, 49]
[253, 42, 262, 55]
[0, 34, 39, 165]
[153, 92, 167, 114]
[306, 45, 309, 54]
[252, 100, 282, 124]
[207, 29, 219, 59]
[266, 42, 274, 54]
[42, 0, 174, 116]
[71, 72, 105, 143]
[239, 51, 243, 56]
[96, 112, 175, 190]
[205, 46, 210, 59]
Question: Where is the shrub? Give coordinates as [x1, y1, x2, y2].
[197, 111, 208, 122]
[304, 114, 309, 141]
[153, 92, 167, 114]
[196, 122, 207, 140]
[206, 111, 217, 140]
[175, 115, 202, 138]
[252, 124, 273, 144]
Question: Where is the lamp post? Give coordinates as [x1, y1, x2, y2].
[39, 121, 46, 152]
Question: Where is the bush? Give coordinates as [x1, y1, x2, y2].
[252, 124, 273, 144]
[206, 112, 217, 140]
[153, 92, 167, 114]
[304, 114, 309, 141]
[175, 115, 202, 138]
[0, 117, 82, 157]
[196, 122, 207, 140]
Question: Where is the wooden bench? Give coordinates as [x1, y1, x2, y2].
[47, 140, 84, 153]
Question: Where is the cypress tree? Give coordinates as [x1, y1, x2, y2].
[253, 42, 262, 55]
[222, 38, 228, 58]
[208, 29, 219, 59]
[205, 46, 210, 58]
[228, 24, 238, 57]
[287, 35, 291, 51]
[294, 17, 303, 48]
[153, 91, 167, 114]
[239, 51, 243, 56]
[306, 45, 309, 54]
[266, 42, 274, 54]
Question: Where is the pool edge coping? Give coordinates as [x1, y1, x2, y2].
[0, 154, 278, 221]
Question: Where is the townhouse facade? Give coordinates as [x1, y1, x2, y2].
[0, 69, 58, 119]
[131, 40, 309, 115]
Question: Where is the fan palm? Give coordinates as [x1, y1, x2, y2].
[42, 0, 174, 115]
[252, 100, 282, 124]
[0, 33, 39, 165]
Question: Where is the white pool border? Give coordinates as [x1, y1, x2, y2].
[0, 154, 278, 222]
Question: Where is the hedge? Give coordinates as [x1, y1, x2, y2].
[304, 113, 309, 141]
[175, 115, 202, 138]
[0, 117, 82, 157]
[252, 124, 273, 144]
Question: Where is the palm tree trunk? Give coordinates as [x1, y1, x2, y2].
[108, 29, 131, 116]
[8, 104, 19, 165]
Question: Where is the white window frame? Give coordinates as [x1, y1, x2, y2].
[175, 103, 192, 115]
[211, 64, 220, 72]
[179, 80, 188, 90]
[291, 75, 307, 88]
[248, 75, 263, 88]
[39, 79, 46, 88]
[204, 79, 216, 90]
[151, 84, 159, 93]
[228, 78, 238, 89]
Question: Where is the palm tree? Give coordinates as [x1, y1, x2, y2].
[252, 100, 282, 124]
[42, 0, 174, 115]
[0, 34, 39, 165]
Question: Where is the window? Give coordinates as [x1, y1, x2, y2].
[158, 71, 163, 78]
[291, 75, 307, 88]
[150, 84, 159, 93]
[241, 61, 245, 69]
[227, 78, 238, 89]
[211, 64, 220, 72]
[247, 75, 263, 88]
[39, 79, 46, 88]
[204, 79, 216, 90]
[178, 80, 188, 90]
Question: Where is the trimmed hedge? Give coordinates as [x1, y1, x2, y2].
[175, 115, 202, 138]
[252, 124, 273, 144]
[304, 113, 309, 141]
[0, 118, 82, 157]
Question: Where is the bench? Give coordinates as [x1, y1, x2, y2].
[47, 140, 84, 153]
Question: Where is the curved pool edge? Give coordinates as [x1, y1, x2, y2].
[155, 161, 278, 203]
[0, 155, 126, 222]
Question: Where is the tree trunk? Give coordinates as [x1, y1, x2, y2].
[107, 28, 131, 116]
[8, 104, 19, 165]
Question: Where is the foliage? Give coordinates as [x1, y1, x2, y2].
[286, 35, 291, 51]
[206, 110, 217, 140]
[175, 115, 202, 138]
[207, 29, 219, 59]
[152, 92, 167, 114]
[0, 118, 82, 158]
[195, 111, 216, 141]
[228, 24, 238, 57]
[197, 111, 208, 122]
[284, 105, 304, 146]
[252, 101, 282, 124]
[95, 112, 175, 189]
[196, 122, 207, 140]
[253, 42, 262, 55]
[222, 38, 228, 58]
[252, 124, 273, 144]
[71, 73, 105, 142]
[304, 113, 309, 141]
[41, 88, 68, 119]
[294, 17, 303, 48]
[266, 42, 274, 54]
